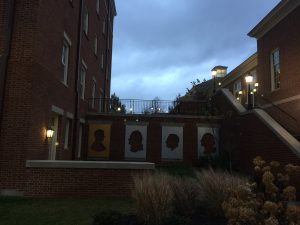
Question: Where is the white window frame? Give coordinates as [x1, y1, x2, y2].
[79, 60, 87, 99]
[96, 0, 100, 15]
[83, 6, 89, 35]
[99, 89, 103, 112]
[270, 49, 280, 91]
[91, 77, 96, 108]
[102, 20, 106, 35]
[61, 32, 72, 85]
[101, 53, 104, 69]
[77, 122, 84, 158]
[233, 80, 242, 101]
[94, 35, 98, 55]
[64, 119, 70, 150]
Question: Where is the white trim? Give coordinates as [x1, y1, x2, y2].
[66, 112, 74, 119]
[219, 88, 300, 157]
[83, 6, 89, 35]
[260, 94, 300, 109]
[270, 48, 280, 91]
[26, 160, 155, 170]
[253, 109, 300, 157]
[196, 123, 220, 128]
[81, 59, 87, 69]
[94, 34, 98, 55]
[220, 89, 247, 114]
[64, 119, 70, 150]
[96, 0, 100, 15]
[125, 121, 149, 126]
[63, 32, 72, 46]
[160, 123, 185, 127]
[248, 1, 300, 39]
[51, 105, 64, 115]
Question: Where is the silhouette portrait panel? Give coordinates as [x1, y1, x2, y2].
[91, 129, 106, 152]
[125, 125, 147, 160]
[165, 133, 179, 151]
[200, 133, 216, 155]
[88, 124, 111, 159]
[161, 126, 183, 160]
[128, 130, 143, 152]
[197, 127, 219, 158]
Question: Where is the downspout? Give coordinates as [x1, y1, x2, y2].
[0, 0, 16, 129]
[103, 0, 111, 112]
[72, 0, 83, 159]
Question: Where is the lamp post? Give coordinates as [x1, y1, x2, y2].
[211, 70, 217, 93]
[245, 75, 253, 110]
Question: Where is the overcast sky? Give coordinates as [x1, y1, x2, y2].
[111, 0, 280, 100]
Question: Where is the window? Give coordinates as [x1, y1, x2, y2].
[77, 123, 84, 158]
[91, 78, 96, 108]
[61, 32, 71, 85]
[99, 93, 103, 112]
[233, 80, 242, 102]
[64, 118, 72, 150]
[101, 53, 104, 69]
[79, 61, 86, 99]
[271, 49, 280, 90]
[96, 0, 100, 15]
[83, 6, 89, 35]
[102, 20, 106, 35]
[94, 35, 98, 55]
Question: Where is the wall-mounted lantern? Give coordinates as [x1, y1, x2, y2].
[46, 128, 54, 139]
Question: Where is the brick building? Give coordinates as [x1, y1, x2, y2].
[0, 0, 117, 193]
[220, 53, 258, 108]
[248, 0, 300, 139]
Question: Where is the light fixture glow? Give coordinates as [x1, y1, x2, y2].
[211, 70, 217, 76]
[46, 128, 54, 138]
[117, 107, 121, 111]
[238, 91, 243, 95]
[254, 82, 259, 87]
[245, 75, 253, 83]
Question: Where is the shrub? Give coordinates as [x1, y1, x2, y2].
[222, 156, 300, 225]
[132, 172, 174, 225]
[195, 168, 249, 216]
[170, 177, 200, 216]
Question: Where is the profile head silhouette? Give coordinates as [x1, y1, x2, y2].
[166, 133, 179, 150]
[128, 130, 143, 152]
[91, 129, 106, 152]
[201, 133, 216, 155]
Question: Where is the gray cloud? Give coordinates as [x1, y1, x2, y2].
[112, 0, 280, 100]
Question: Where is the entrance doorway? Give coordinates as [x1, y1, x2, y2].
[49, 113, 59, 160]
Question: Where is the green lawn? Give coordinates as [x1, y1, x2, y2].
[0, 197, 136, 225]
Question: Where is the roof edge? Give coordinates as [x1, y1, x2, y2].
[248, 0, 300, 39]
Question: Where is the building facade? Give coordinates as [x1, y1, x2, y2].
[220, 53, 258, 108]
[248, 1, 300, 139]
[0, 0, 116, 192]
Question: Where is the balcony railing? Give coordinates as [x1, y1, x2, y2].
[87, 98, 210, 116]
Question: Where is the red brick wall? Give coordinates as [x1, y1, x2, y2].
[256, 5, 300, 135]
[0, 0, 115, 192]
[86, 114, 222, 165]
[214, 91, 300, 196]
[24, 168, 142, 197]
[0, 0, 39, 190]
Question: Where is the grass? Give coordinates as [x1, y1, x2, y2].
[0, 197, 136, 225]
